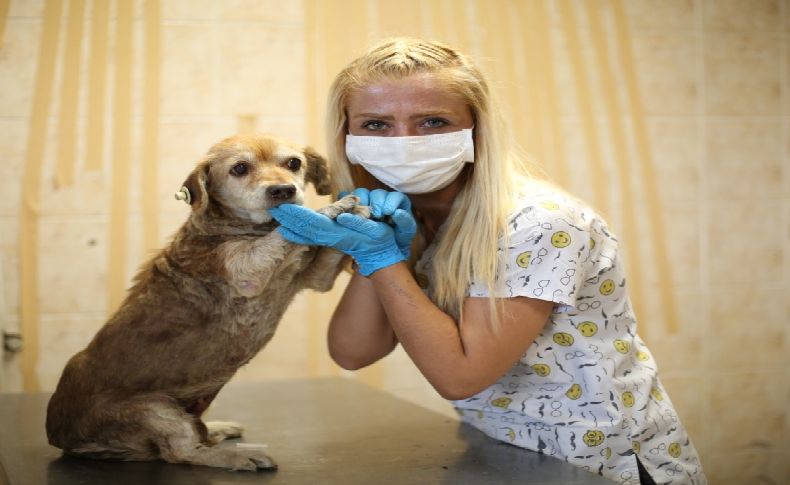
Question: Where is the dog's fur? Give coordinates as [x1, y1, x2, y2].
[46, 134, 365, 471]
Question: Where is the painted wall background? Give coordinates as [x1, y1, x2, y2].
[0, 1, 788, 483]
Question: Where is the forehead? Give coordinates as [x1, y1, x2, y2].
[209, 136, 303, 162]
[347, 73, 470, 117]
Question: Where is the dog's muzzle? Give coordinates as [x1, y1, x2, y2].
[266, 184, 296, 201]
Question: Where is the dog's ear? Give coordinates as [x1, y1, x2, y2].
[177, 162, 211, 213]
[303, 147, 332, 196]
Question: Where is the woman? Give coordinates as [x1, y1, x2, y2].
[269, 38, 705, 485]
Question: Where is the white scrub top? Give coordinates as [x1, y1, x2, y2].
[414, 182, 706, 485]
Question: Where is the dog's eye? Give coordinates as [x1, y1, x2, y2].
[230, 162, 249, 177]
[285, 158, 301, 171]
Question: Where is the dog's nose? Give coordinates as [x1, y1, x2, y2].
[267, 184, 296, 200]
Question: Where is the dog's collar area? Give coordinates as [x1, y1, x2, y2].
[251, 221, 279, 233]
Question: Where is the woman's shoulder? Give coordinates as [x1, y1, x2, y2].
[506, 180, 609, 237]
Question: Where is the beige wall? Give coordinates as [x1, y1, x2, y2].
[0, 1, 788, 483]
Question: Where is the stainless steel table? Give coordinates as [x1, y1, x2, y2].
[0, 378, 613, 484]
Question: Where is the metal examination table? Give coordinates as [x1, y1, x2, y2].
[0, 378, 613, 484]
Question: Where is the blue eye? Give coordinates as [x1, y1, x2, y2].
[422, 118, 448, 128]
[362, 120, 387, 131]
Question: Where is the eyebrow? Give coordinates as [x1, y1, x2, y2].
[350, 110, 456, 120]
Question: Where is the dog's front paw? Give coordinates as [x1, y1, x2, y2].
[231, 444, 277, 471]
[317, 195, 370, 220]
[351, 203, 371, 219]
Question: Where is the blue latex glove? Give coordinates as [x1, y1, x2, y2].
[268, 204, 408, 276]
[338, 188, 416, 259]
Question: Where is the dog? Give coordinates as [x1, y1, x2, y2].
[45, 134, 366, 471]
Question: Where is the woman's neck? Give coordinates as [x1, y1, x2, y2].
[409, 170, 468, 244]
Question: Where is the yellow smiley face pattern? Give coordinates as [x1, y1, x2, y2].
[417, 183, 706, 484]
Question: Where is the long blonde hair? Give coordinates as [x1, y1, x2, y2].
[326, 38, 531, 321]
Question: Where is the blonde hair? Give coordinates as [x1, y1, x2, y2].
[326, 38, 531, 321]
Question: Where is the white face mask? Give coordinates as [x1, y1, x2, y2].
[345, 128, 475, 194]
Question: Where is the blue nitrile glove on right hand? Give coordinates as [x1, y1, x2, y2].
[268, 203, 411, 277]
[338, 188, 416, 260]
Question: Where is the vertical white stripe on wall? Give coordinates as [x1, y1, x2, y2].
[611, 0, 677, 333]
[584, 1, 645, 333]
[141, 0, 161, 253]
[55, 0, 86, 189]
[557, 0, 611, 219]
[84, 0, 110, 172]
[20, 0, 65, 391]
[107, 0, 134, 312]
[0, 0, 9, 48]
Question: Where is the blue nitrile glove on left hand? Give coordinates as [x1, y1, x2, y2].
[268, 203, 411, 277]
[338, 188, 416, 260]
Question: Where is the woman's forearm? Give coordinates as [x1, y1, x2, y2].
[367, 262, 552, 400]
[328, 272, 398, 369]
[367, 263, 476, 399]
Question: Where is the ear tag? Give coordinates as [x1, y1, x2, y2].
[174, 186, 192, 205]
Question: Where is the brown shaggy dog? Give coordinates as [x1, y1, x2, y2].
[45, 134, 365, 471]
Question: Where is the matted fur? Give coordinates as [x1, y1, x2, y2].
[45, 134, 366, 471]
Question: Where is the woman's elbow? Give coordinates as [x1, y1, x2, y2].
[432, 379, 488, 401]
[329, 350, 370, 371]
[328, 344, 390, 371]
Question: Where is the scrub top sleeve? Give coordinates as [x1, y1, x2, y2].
[468, 206, 591, 308]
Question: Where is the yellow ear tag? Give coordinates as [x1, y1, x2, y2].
[174, 186, 191, 205]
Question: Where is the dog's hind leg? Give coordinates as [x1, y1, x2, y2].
[145, 403, 275, 471]
[68, 396, 275, 470]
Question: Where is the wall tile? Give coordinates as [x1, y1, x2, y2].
[0, 218, 19, 318]
[632, 33, 699, 116]
[558, 118, 609, 207]
[707, 288, 788, 370]
[706, 119, 783, 200]
[1, 8, 789, 485]
[647, 119, 701, 203]
[550, 27, 606, 119]
[545, 0, 594, 29]
[216, 0, 303, 23]
[161, 24, 217, 116]
[785, 116, 790, 197]
[706, 372, 786, 452]
[706, 200, 784, 284]
[161, 0, 219, 21]
[627, 0, 697, 31]
[0, 20, 41, 117]
[37, 217, 108, 315]
[785, 202, 790, 287]
[215, 24, 306, 117]
[37, 316, 104, 390]
[39, 170, 109, 217]
[0, 119, 27, 217]
[8, 0, 44, 18]
[705, 451, 787, 485]
[640, 290, 707, 375]
[704, 0, 783, 32]
[704, 33, 783, 115]
[629, 199, 702, 291]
